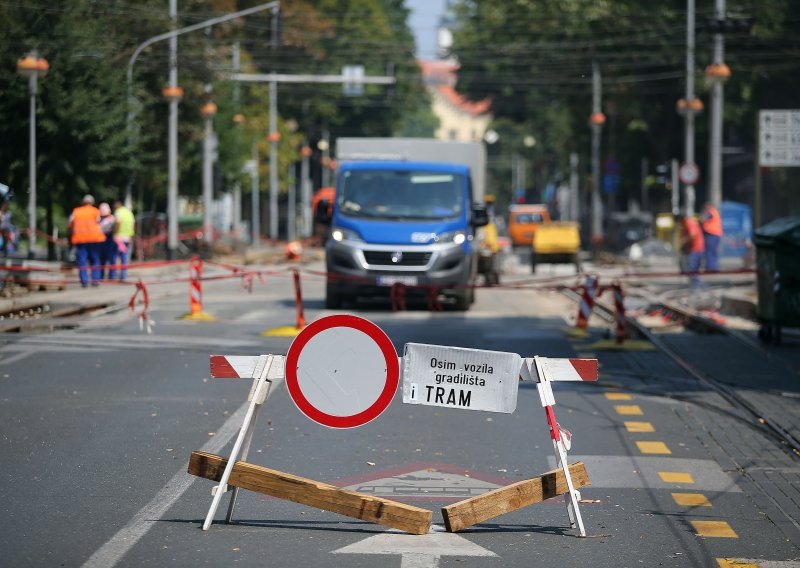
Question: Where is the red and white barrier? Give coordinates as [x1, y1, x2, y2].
[520, 355, 599, 537]
[575, 275, 599, 331]
[181, 256, 215, 321]
[128, 279, 155, 334]
[610, 283, 628, 344]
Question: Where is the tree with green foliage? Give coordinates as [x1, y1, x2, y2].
[449, 0, 800, 219]
[0, 0, 425, 250]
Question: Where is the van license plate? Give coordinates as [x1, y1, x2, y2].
[377, 275, 418, 287]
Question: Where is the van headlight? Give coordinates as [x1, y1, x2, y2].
[331, 227, 362, 243]
[436, 230, 466, 245]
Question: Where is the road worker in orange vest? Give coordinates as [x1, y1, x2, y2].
[68, 194, 106, 287]
[700, 201, 723, 272]
[678, 212, 705, 287]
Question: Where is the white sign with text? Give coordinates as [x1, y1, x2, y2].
[401, 343, 521, 413]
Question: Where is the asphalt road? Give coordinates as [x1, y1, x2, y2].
[1, 258, 798, 567]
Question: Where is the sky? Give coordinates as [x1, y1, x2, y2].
[405, 0, 446, 60]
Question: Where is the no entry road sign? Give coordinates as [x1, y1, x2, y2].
[286, 314, 399, 428]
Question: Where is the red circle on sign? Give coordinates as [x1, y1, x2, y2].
[285, 314, 399, 428]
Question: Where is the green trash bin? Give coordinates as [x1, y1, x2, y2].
[753, 217, 800, 344]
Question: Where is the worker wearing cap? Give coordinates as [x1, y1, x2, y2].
[68, 194, 106, 287]
[701, 202, 723, 272]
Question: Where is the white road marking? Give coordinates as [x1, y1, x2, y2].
[332, 524, 497, 567]
[80, 378, 283, 568]
[0, 332, 270, 353]
[0, 351, 34, 365]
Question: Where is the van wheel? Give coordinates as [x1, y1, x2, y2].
[325, 283, 342, 310]
[453, 290, 470, 311]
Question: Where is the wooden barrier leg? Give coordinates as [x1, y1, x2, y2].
[203, 356, 274, 531]
[190, 451, 432, 535]
[441, 462, 590, 532]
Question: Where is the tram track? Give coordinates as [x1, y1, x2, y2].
[561, 286, 800, 458]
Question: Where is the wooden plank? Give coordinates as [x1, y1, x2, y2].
[442, 462, 590, 532]
[188, 451, 432, 535]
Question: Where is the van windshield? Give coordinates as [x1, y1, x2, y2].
[339, 170, 464, 220]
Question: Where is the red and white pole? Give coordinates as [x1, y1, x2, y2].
[189, 256, 203, 316]
[292, 268, 307, 330]
[575, 275, 599, 331]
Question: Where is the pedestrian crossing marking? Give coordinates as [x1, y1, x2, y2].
[659, 471, 694, 484]
[636, 441, 671, 454]
[625, 421, 654, 433]
[605, 392, 632, 400]
[615, 405, 643, 415]
[691, 520, 737, 538]
[672, 493, 711, 507]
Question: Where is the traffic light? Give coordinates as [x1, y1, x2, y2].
[706, 15, 754, 34]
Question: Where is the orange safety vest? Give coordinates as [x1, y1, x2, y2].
[701, 206, 722, 236]
[70, 205, 106, 244]
[683, 217, 705, 253]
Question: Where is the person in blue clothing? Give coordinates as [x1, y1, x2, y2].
[701, 202, 723, 272]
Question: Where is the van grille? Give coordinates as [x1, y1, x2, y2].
[363, 251, 432, 266]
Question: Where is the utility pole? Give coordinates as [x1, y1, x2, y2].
[287, 162, 296, 241]
[682, 0, 699, 216]
[569, 153, 579, 222]
[251, 144, 260, 246]
[268, 5, 280, 242]
[166, 0, 179, 258]
[300, 144, 312, 238]
[231, 42, 243, 238]
[201, 97, 217, 245]
[707, 0, 727, 208]
[589, 61, 605, 248]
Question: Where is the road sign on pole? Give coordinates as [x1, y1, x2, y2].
[758, 110, 800, 167]
[679, 162, 700, 185]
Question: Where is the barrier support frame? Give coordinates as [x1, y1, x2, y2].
[532, 356, 587, 536]
[202, 355, 275, 530]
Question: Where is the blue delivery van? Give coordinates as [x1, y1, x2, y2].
[321, 138, 489, 311]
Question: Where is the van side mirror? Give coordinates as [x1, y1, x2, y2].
[472, 204, 489, 227]
[314, 200, 332, 224]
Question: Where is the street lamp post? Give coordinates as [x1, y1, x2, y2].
[589, 60, 606, 249]
[16, 52, 49, 259]
[705, 0, 730, 208]
[125, 1, 281, 256]
[678, 0, 703, 216]
[201, 101, 218, 245]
